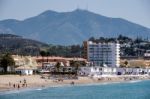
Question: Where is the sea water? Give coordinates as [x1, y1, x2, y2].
[0, 80, 150, 99]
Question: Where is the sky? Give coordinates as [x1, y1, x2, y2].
[0, 0, 150, 28]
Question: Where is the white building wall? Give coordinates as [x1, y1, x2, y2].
[16, 69, 33, 75]
[79, 67, 150, 77]
[87, 41, 120, 67]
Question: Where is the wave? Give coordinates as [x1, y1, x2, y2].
[0, 87, 40, 95]
[0, 89, 25, 95]
[36, 88, 42, 91]
[128, 80, 142, 83]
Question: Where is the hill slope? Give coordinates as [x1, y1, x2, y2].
[0, 9, 150, 45]
[0, 34, 48, 55]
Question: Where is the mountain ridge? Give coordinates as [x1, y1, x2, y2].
[0, 9, 150, 45]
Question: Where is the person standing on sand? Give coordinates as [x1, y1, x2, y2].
[70, 81, 75, 85]
[23, 78, 28, 87]
[9, 82, 11, 86]
[22, 83, 24, 87]
[24, 79, 26, 84]
[13, 84, 15, 88]
[18, 84, 20, 90]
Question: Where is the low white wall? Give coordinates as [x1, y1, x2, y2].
[79, 67, 150, 77]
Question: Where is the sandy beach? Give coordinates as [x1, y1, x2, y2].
[0, 75, 150, 92]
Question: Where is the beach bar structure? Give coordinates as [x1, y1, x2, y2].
[79, 67, 117, 77]
[79, 67, 150, 77]
[15, 66, 36, 75]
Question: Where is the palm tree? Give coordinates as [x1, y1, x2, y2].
[0, 53, 15, 73]
[55, 62, 61, 73]
[40, 51, 46, 69]
[46, 52, 50, 63]
[75, 62, 80, 75]
[70, 61, 81, 75]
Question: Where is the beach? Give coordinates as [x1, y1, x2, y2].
[0, 75, 150, 92]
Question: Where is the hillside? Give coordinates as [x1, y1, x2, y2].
[0, 9, 150, 45]
[0, 34, 48, 55]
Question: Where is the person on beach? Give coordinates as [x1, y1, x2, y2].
[22, 83, 24, 87]
[13, 84, 15, 88]
[9, 82, 11, 86]
[70, 81, 75, 85]
[18, 84, 20, 90]
[24, 79, 26, 84]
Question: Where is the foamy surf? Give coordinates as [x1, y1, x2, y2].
[36, 88, 42, 91]
[0, 87, 38, 95]
[128, 80, 142, 83]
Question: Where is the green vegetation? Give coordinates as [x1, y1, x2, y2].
[0, 53, 15, 73]
[123, 61, 128, 67]
[1, 34, 150, 58]
[47, 44, 83, 57]
[0, 34, 48, 56]
[70, 60, 86, 75]
[89, 35, 150, 57]
[55, 62, 61, 72]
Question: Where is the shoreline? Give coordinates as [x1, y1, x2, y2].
[0, 75, 150, 94]
[1, 79, 147, 95]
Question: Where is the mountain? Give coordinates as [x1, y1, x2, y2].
[0, 9, 150, 45]
[0, 34, 48, 55]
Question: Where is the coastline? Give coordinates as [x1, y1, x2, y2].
[0, 75, 150, 94]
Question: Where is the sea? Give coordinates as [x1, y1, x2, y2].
[0, 80, 150, 99]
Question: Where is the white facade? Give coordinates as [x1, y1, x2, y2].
[86, 41, 120, 67]
[79, 67, 117, 77]
[144, 50, 150, 57]
[15, 66, 35, 75]
[16, 69, 33, 75]
[79, 67, 150, 77]
[49, 66, 76, 73]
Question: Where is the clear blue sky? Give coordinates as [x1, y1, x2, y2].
[0, 0, 150, 28]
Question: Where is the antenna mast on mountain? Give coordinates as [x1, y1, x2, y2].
[77, 4, 80, 10]
[86, 2, 89, 11]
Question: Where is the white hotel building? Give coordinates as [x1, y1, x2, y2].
[83, 41, 120, 67]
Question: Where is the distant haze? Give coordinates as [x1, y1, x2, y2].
[0, 0, 150, 28]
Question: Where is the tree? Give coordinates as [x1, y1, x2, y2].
[89, 37, 95, 42]
[0, 53, 15, 73]
[81, 61, 86, 66]
[40, 50, 46, 69]
[40, 50, 47, 57]
[70, 61, 81, 75]
[46, 51, 50, 63]
[55, 62, 61, 73]
[117, 34, 132, 43]
[124, 61, 128, 67]
[134, 37, 143, 44]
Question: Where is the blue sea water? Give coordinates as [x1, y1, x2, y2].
[0, 80, 150, 99]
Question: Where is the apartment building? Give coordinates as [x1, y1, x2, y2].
[83, 41, 120, 67]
